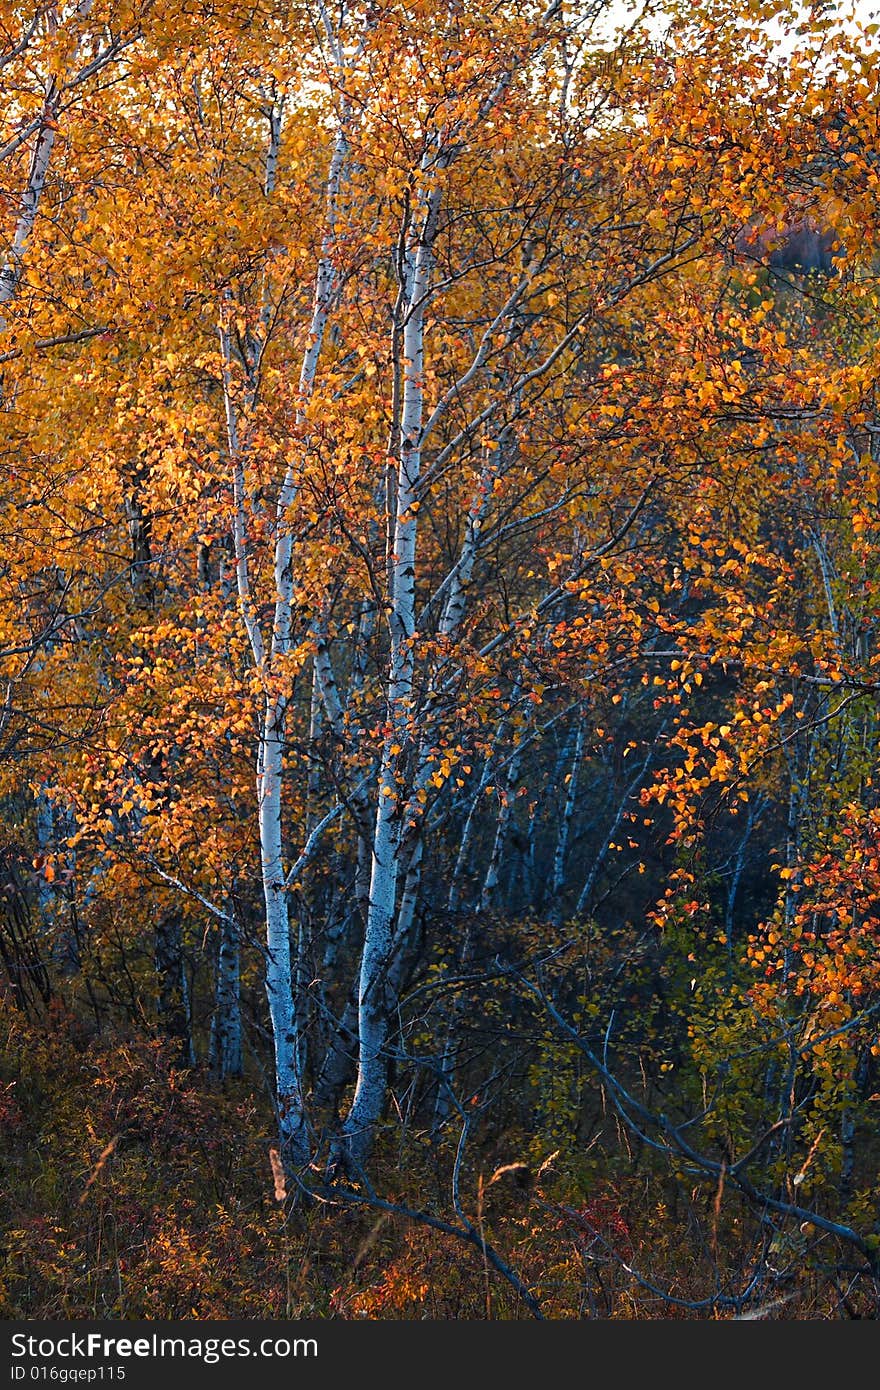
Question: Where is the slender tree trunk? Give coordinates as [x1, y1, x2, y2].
[0, 0, 97, 314]
[259, 692, 310, 1162]
[314, 637, 373, 918]
[340, 161, 443, 1168]
[448, 748, 502, 913]
[0, 93, 57, 310]
[209, 911, 242, 1080]
[479, 743, 522, 914]
[549, 716, 585, 919]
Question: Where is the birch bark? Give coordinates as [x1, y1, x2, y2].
[339, 153, 443, 1166]
[549, 716, 585, 916]
[0, 1, 135, 315]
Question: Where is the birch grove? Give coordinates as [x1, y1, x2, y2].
[4, 0, 880, 1313]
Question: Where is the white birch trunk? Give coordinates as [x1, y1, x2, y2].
[219, 305, 309, 1154]
[550, 716, 585, 909]
[0, 0, 98, 314]
[313, 636, 373, 916]
[259, 689, 310, 1161]
[0, 97, 56, 309]
[340, 164, 443, 1166]
[386, 837, 424, 997]
[478, 744, 522, 915]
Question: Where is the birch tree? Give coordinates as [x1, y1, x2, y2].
[10, 0, 879, 1200]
